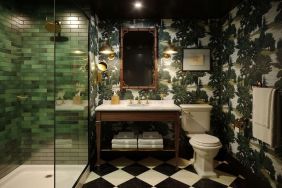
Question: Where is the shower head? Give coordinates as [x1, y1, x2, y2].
[45, 20, 61, 33]
[50, 33, 69, 42]
[45, 20, 68, 42]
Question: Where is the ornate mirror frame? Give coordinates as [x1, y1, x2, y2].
[120, 27, 158, 90]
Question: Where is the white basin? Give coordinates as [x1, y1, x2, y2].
[127, 103, 149, 107]
[96, 100, 181, 111]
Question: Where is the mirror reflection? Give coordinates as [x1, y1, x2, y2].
[120, 28, 157, 90]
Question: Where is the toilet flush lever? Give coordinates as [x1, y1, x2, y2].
[183, 111, 191, 116]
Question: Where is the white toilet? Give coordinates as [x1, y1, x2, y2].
[180, 104, 222, 178]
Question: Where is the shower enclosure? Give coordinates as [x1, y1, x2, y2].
[0, 0, 90, 187]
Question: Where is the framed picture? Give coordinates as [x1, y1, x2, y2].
[182, 48, 210, 71]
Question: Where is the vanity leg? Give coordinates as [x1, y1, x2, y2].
[174, 116, 180, 168]
[96, 121, 101, 166]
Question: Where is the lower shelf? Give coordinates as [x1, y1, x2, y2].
[101, 139, 175, 152]
[101, 148, 175, 152]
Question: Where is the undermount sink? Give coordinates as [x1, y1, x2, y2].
[127, 103, 149, 107]
[95, 100, 181, 112]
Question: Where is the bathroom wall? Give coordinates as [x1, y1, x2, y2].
[55, 9, 89, 100]
[89, 14, 99, 116]
[95, 19, 214, 104]
[221, 0, 282, 187]
[0, 3, 23, 179]
[0, 1, 90, 179]
[91, 17, 234, 152]
[19, 5, 55, 165]
[54, 8, 89, 165]
[90, 1, 282, 186]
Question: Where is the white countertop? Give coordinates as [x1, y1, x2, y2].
[179, 104, 212, 109]
[95, 100, 181, 111]
[55, 100, 88, 111]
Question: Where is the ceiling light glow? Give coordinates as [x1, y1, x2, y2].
[134, 1, 142, 9]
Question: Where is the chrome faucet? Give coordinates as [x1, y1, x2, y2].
[146, 95, 149, 104]
[137, 96, 141, 104]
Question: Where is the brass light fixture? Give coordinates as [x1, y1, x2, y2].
[107, 53, 115, 61]
[97, 61, 108, 72]
[163, 41, 178, 56]
[163, 53, 171, 59]
[96, 61, 108, 83]
[99, 39, 114, 55]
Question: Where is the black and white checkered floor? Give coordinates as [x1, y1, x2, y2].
[83, 155, 247, 188]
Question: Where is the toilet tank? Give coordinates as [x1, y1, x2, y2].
[180, 104, 212, 134]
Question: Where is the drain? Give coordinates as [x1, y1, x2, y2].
[45, 174, 53, 178]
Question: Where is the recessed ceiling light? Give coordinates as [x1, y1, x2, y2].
[134, 1, 142, 9]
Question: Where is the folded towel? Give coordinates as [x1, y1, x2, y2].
[112, 135, 137, 145]
[138, 134, 163, 145]
[138, 144, 163, 149]
[116, 132, 135, 139]
[138, 139, 163, 145]
[112, 144, 137, 149]
[142, 131, 162, 139]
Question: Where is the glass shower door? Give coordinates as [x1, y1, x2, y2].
[54, 2, 89, 188]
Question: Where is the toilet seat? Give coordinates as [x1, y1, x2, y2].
[189, 134, 221, 147]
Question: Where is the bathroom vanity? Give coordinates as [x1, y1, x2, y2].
[95, 100, 181, 166]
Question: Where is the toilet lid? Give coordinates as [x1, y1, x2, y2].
[189, 134, 221, 147]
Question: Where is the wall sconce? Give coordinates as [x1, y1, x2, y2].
[97, 61, 108, 72]
[163, 41, 178, 59]
[107, 53, 115, 61]
[99, 39, 114, 55]
[163, 53, 171, 59]
[95, 61, 108, 83]
[99, 39, 115, 60]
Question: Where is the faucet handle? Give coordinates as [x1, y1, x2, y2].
[160, 93, 164, 100]
[137, 96, 141, 104]
[146, 95, 149, 104]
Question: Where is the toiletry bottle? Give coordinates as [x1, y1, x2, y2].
[111, 91, 120, 104]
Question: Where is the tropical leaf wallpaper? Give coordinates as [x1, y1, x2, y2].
[89, 0, 282, 187]
[89, 15, 99, 117]
[223, 1, 282, 187]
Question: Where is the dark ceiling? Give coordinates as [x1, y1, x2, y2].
[90, 0, 243, 19]
[20, 0, 243, 19]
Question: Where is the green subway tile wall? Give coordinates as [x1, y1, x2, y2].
[55, 110, 88, 164]
[55, 8, 89, 165]
[20, 8, 55, 165]
[55, 10, 88, 100]
[0, 2, 89, 179]
[0, 4, 24, 178]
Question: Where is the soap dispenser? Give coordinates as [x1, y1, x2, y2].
[111, 91, 120, 104]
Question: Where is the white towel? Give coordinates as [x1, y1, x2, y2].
[253, 87, 274, 128]
[138, 139, 163, 145]
[252, 87, 276, 147]
[138, 134, 163, 145]
[112, 144, 137, 149]
[142, 131, 162, 139]
[116, 132, 135, 139]
[112, 135, 137, 145]
[138, 144, 163, 149]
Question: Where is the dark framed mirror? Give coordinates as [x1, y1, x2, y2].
[120, 28, 158, 90]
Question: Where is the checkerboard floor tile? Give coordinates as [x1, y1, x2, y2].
[83, 156, 248, 188]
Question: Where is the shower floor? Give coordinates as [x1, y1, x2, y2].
[0, 165, 85, 188]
